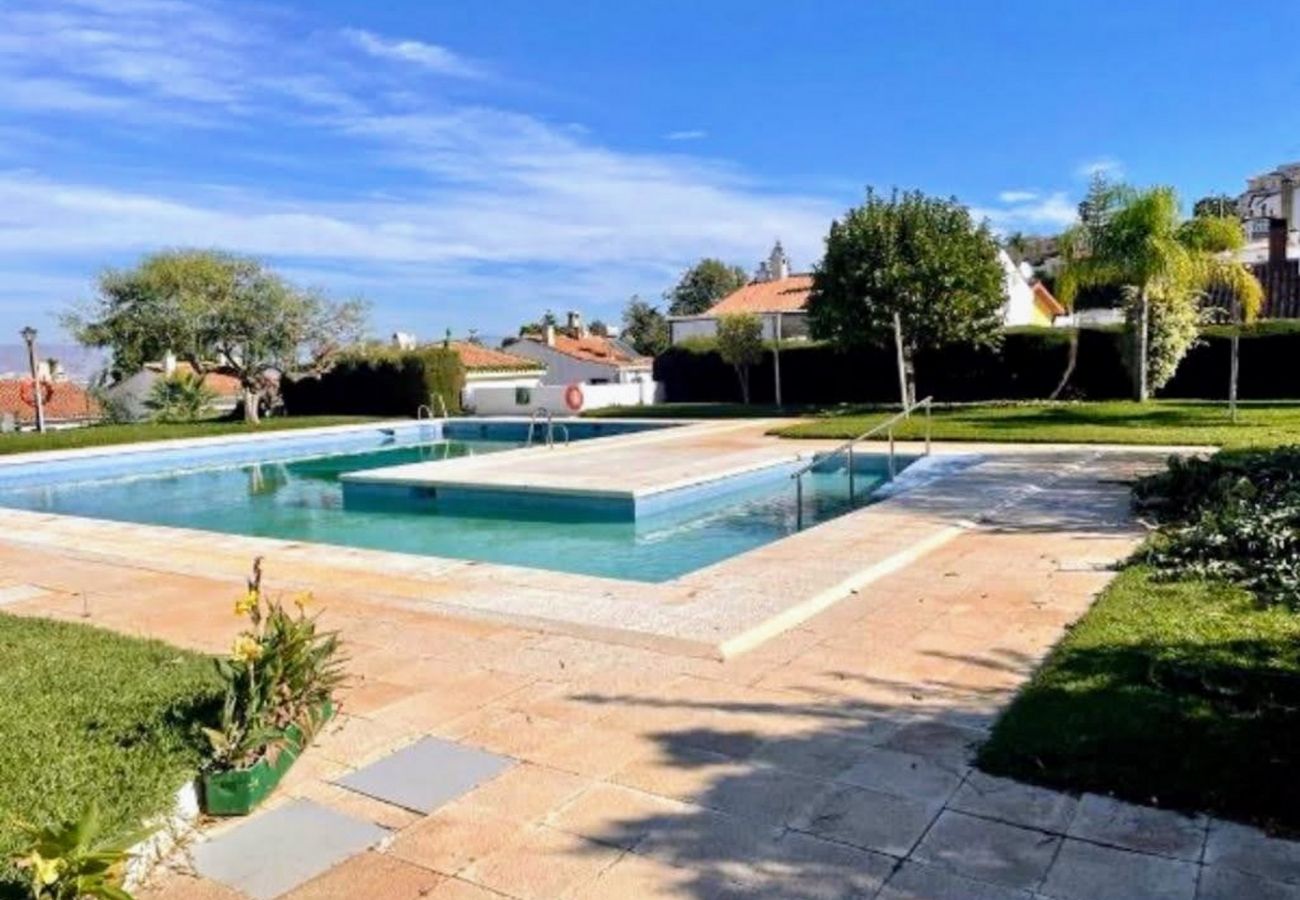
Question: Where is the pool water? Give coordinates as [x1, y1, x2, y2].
[0, 438, 899, 582]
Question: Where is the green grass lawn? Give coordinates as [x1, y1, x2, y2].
[979, 567, 1300, 833]
[773, 400, 1300, 448]
[0, 614, 219, 896]
[583, 402, 834, 419]
[0, 415, 380, 456]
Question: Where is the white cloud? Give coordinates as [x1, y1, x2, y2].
[665, 130, 707, 141]
[997, 190, 1038, 203]
[1076, 156, 1124, 179]
[341, 29, 486, 80]
[973, 191, 1077, 234]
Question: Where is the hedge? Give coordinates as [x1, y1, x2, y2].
[656, 324, 1300, 404]
[281, 347, 465, 416]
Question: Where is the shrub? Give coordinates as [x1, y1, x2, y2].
[12, 801, 147, 900]
[1135, 447, 1300, 608]
[204, 559, 345, 771]
[143, 371, 217, 423]
[281, 346, 465, 417]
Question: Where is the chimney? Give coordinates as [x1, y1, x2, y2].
[543, 323, 555, 347]
[768, 240, 790, 280]
[1269, 217, 1288, 266]
[163, 350, 177, 376]
[566, 310, 588, 338]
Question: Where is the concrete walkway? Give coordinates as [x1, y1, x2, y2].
[2, 448, 1298, 898]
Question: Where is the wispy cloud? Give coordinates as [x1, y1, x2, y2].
[664, 129, 707, 141]
[341, 28, 486, 80]
[1076, 156, 1124, 179]
[997, 190, 1038, 203]
[974, 190, 1077, 233]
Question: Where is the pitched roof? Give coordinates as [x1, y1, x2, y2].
[518, 333, 651, 367]
[1032, 282, 1066, 317]
[705, 274, 814, 316]
[0, 380, 100, 424]
[447, 341, 543, 372]
[143, 361, 243, 397]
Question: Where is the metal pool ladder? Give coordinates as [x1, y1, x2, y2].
[789, 396, 933, 530]
[525, 408, 570, 448]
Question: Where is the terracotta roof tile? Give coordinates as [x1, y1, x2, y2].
[1032, 282, 1066, 317]
[143, 362, 243, 397]
[447, 341, 543, 372]
[0, 380, 100, 424]
[706, 274, 813, 315]
[519, 333, 651, 366]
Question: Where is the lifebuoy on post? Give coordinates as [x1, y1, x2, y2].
[564, 382, 584, 411]
[18, 379, 54, 408]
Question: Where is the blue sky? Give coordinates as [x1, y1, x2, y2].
[2, 0, 1298, 343]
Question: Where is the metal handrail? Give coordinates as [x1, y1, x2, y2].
[416, 404, 434, 420]
[791, 396, 934, 529]
[525, 407, 550, 447]
[552, 422, 570, 447]
[435, 394, 449, 418]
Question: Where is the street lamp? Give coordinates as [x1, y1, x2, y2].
[20, 326, 46, 433]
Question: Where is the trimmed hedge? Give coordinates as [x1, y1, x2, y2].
[656, 324, 1300, 404]
[282, 347, 465, 416]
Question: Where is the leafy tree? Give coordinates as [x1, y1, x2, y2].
[807, 188, 1006, 398]
[665, 258, 749, 316]
[1193, 193, 1239, 219]
[144, 369, 217, 423]
[518, 310, 558, 336]
[588, 319, 610, 337]
[620, 295, 668, 356]
[716, 313, 764, 404]
[65, 250, 367, 423]
[1058, 185, 1262, 399]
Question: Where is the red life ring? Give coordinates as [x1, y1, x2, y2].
[563, 382, 584, 411]
[18, 379, 54, 408]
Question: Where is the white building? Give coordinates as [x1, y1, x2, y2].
[505, 312, 654, 385]
[446, 341, 546, 412]
[1238, 162, 1300, 264]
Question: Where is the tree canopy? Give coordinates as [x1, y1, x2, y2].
[715, 313, 764, 404]
[65, 250, 368, 422]
[665, 258, 749, 316]
[807, 188, 1007, 363]
[620, 296, 668, 356]
[1192, 193, 1239, 219]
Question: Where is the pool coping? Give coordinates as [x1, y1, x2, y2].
[0, 422, 1208, 658]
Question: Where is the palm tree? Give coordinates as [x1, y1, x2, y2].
[1057, 184, 1262, 401]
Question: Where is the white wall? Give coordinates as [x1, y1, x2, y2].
[999, 249, 1041, 326]
[504, 340, 653, 386]
[669, 312, 809, 345]
[470, 380, 662, 417]
[461, 373, 543, 412]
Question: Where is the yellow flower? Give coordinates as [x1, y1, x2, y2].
[291, 592, 313, 612]
[231, 634, 263, 664]
[19, 852, 63, 886]
[234, 590, 258, 617]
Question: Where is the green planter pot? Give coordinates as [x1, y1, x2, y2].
[201, 701, 334, 816]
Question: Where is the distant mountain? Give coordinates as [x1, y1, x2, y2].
[0, 344, 107, 382]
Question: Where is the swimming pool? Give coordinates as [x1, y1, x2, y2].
[0, 422, 908, 582]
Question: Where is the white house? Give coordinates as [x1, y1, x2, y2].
[668, 241, 1063, 345]
[446, 341, 546, 412]
[1238, 162, 1300, 264]
[505, 312, 654, 385]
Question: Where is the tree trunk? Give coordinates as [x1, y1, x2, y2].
[1049, 329, 1079, 400]
[243, 386, 261, 424]
[736, 365, 750, 404]
[1135, 287, 1150, 402]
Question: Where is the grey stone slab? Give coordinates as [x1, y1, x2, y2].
[1197, 866, 1300, 900]
[192, 799, 387, 900]
[1204, 819, 1300, 885]
[879, 720, 986, 769]
[791, 782, 940, 857]
[950, 772, 1078, 834]
[754, 830, 896, 899]
[751, 730, 894, 780]
[835, 746, 964, 805]
[335, 735, 513, 813]
[1067, 794, 1205, 861]
[704, 766, 827, 827]
[912, 811, 1060, 891]
[1040, 838, 1197, 900]
[879, 861, 1035, 900]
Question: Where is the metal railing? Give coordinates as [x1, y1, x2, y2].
[525, 408, 569, 448]
[417, 395, 450, 420]
[790, 396, 933, 530]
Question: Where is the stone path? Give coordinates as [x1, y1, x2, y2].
[2, 448, 1298, 898]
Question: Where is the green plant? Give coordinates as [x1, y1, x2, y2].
[204, 558, 346, 771]
[143, 371, 217, 423]
[12, 801, 149, 900]
[1136, 447, 1300, 607]
[715, 313, 764, 404]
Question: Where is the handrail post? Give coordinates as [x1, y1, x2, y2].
[888, 429, 896, 479]
[924, 400, 932, 456]
[795, 475, 803, 530]
[848, 442, 855, 502]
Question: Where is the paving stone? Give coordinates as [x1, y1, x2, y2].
[757, 830, 897, 899]
[750, 732, 888, 780]
[703, 765, 827, 827]
[1066, 794, 1205, 861]
[878, 860, 1035, 900]
[1204, 819, 1300, 885]
[282, 851, 443, 899]
[879, 720, 986, 768]
[791, 783, 939, 857]
[461, 824, 624, 900]
[949, 771, 1078, 834]
[634, 805, 784, 884]
[192, 799, 388, 900]
[1039, 838, 1197, 900]
[835, 746, 964, 805]
[912, 810, 1059, 891]
[335, 735, 514, 813]
[1196, 866, 1300, 900]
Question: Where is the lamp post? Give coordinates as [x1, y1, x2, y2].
[20, 326, 46, 433]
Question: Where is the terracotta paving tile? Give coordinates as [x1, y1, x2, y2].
[388, 804, 527, 876]
[548, 783, 689, 849]
[611, 746, 750, 804]
[282, 851, 444, 899]
[135, 872, 246, 900]
[336, 678, 415, 717]
[457, 762, 590, 823]
[524, 724, 657, 778]
[461, 824, 625, 900]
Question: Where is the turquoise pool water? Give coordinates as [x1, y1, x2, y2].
[0, 437, 899, 582]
